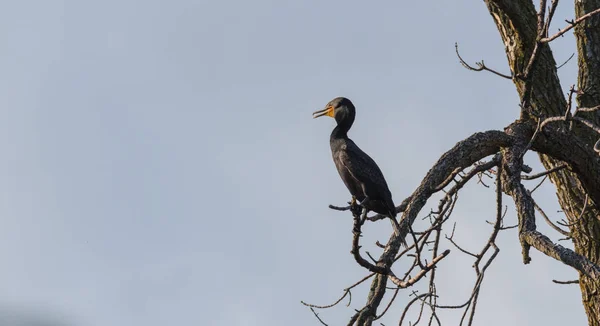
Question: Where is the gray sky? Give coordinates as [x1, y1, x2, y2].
[0, 1, 588, 325]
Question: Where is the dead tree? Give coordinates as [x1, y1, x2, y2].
[303, 1, 600, 325]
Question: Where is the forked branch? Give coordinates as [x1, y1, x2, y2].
[454, 43, 512, 79]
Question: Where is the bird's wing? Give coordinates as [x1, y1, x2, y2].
[338, 141, 392, 198]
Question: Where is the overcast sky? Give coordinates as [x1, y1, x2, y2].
[0, 1, 589, 325]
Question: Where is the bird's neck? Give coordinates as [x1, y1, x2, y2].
[331, 124, 351, 141]
[332, 114, 354, 139]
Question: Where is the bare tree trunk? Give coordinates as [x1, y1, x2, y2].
[484, 0, 600, 323]
[573, 1, 600, 322]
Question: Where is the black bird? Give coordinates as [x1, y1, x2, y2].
[313, 97, 400, 229]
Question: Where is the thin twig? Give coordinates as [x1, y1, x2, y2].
[301, 272, 374, 310]
[520, 119, 542, 159]
[434, 165, 504, 325]
[445, 223, 478, 258]
[537, 0, 549, 38]
[573, 116, 600, 134]
[543, 0, 559, 37]
[388, 250, 451, 288]
[409, 225, 426, 269]
[521, 164, 568, 180]
[351, 210, 388, 274]
[434, 167, 462, 191]
[518, 0, 549, 112]
[556, 53, 575, 69]
[576, 105, 600, 113]
[302, 291, 350, 309]
[522, 0, 547, 79]
[557, 194, 588, 227]
[398, 293, 435, 326]
[552, 279, 579, 284]
[530, 175, 548, 193]
[533, 199, 570, 236]
[374, 287, 400, 320]
[309, 307, 329, 326]
[542, 7, 600, 42]
[454, 43, 512, 79]
[329, 204, 351, 211]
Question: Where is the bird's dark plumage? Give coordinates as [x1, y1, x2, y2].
[313, 97, 397, 219]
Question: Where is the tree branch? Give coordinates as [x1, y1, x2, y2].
[541, 7, 600, 42]
[502, 125, 600, 279]
[349, 131, 512, 325]
[552, 279, 580, 285]
[455, 43, 512, 79]
[388, 250, 451, 288]
[521, 164, 568, 180]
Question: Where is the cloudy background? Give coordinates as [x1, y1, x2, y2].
[0, 0, 588, 325]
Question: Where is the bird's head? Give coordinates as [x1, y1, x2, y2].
[312, 97, 356, 125]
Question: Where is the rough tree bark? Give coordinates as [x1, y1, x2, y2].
[484, 0, 600, 323]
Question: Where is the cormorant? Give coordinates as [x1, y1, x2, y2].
[313, 97, 401, 233]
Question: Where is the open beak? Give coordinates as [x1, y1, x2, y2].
[312, 106, 334, 119]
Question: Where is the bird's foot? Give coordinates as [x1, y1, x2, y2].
[348, 196, 362, 215]
[348, 196, 357, 207]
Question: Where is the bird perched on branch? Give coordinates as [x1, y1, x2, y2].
[313, 97, 403, 243]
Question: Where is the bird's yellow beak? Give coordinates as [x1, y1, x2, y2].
[312, 106, 334, 119]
